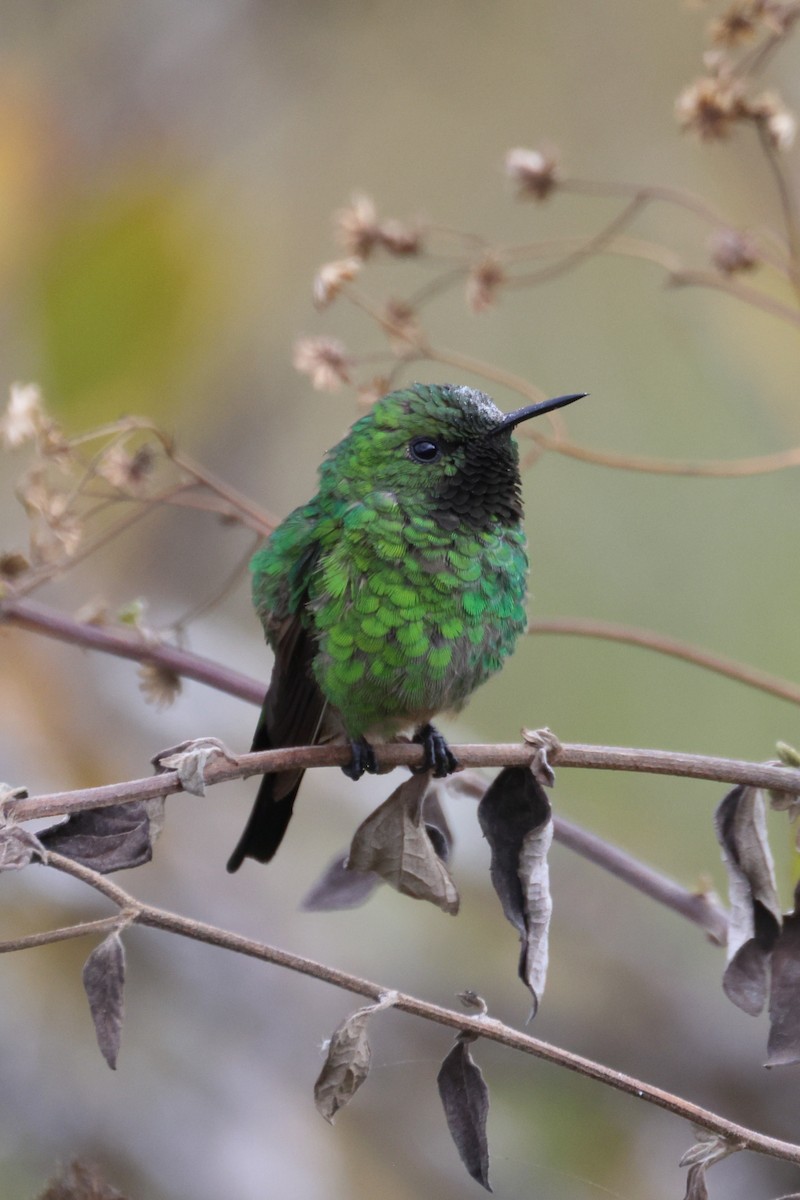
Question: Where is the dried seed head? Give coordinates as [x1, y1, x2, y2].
[336, 193, 380, 258]
[98, 443, 155, 493]
[709, 3, 760, 46]
[751, 90, 797, 149]
[760, 1, 797, 36]
[0, 383, 45, 449]
[505, 147, 559, 200]
[376, 219, 422, 256]
[356, 376, 391, 411]
[138, 661, 182, 709]
[312, 258, 362, 309]
[675, 75, 745, 139]
[0, 551, 29, 580]
[74, 598, 110, 626]
[709, 227, 760, 273]
[292, 336, 353, 392]
[382, 298, 420, 351]
[466, 257, 506, 313]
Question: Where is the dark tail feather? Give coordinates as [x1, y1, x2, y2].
[225, 769, 304, 872]
[227, 611, 323, 872]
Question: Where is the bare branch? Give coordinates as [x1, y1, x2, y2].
[553, 814, 728, 944]
[36, 850, 800, 1169]
[0, 597, 265, 706]
[8, 741, 800, 825]
[0, 916, 125, 954]
[529, 617, 800, 706]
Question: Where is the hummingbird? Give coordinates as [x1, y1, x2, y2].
[227, 382, 585, 872]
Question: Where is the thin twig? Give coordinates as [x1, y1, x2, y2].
[8, 742, 800, 825]
[36, 851, 800, 1169]
[0, 915, 124, 954]
[753, 119, 800, 302]
[553, 814, 728, 944]
[529, 617, 800, 706]
[507, 195, 647, 288]
[0, 598, 265, 706]
[6, 598, 800, 718]
[668, 267, 800, 327]
[530, 428, 800, 477]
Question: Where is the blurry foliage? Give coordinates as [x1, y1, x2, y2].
[34, 186, 207, 426]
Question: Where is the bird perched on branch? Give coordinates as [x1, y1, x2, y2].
[227, 382, 585, 872]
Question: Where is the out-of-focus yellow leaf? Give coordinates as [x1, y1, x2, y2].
[34, 183, 211, 426]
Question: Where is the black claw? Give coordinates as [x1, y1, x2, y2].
[342, 738, 378, 781]
[413, 723, 459, 778]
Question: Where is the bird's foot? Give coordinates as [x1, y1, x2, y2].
[342, 737, 379, 781]
[413, 723, 459, 778]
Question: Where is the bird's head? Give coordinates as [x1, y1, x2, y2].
[319, 383, 585, 531]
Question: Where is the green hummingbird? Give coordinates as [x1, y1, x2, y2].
[227, 382, 585, 872]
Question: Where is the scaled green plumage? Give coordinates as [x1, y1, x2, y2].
[227, 382, 584, 871]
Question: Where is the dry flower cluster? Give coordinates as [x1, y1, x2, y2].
[293, 2, 800, 444]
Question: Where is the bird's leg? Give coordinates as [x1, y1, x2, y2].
[413, 723, 459, 778]
[342, 737, 379, 781]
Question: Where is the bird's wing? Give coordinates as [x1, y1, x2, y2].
[227, 538, 326, 870]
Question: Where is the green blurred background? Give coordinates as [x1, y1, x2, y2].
[1, 2, 800, 1197]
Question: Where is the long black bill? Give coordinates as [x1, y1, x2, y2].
[492, 391, 587, 435]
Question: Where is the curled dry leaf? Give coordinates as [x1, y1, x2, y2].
[347, 773, 459, 915]
[302, 783, 455, 912]
[153, 737, 238, 797]
[37, 1158, 128, 1200]
[137, 661, 182, 710]
[679, 1127, 740, 1200]
[314, 992, 397, 1123]
[0, 782, 29, 805]
[457, 989, 488, 1015]
[0, 822, 45, 870]
[714, 786, 782, 1015]
[766, 881, 800, 1068]
[82, 931, 126, 1070]
[683, 1163, 709, 1200]
[770, 742, 800, 842]
[437, 1037, 492, 1192]
[478, 766, 553, 1016]
[38, 802, 156, 874]
[679, 1126, 740, 1169]
[421, 782, 455, 863]
[301, 853, 381, 912]
[521, 726, 561, 786]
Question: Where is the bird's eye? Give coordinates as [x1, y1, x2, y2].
[409, 437, 441, 463]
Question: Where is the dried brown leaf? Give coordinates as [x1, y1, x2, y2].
[301, 853, 381, 912]
[37, 1158, 128, 1200]
[714, 785, 782, 1014]
[82, 931, 126, 1070]
[767, 883, 800, 1067]
[521, 726, 561, 786]
[153, 737, 237, 797]
[421, 782, 455, 863]
[437, 1038, 492, 1191]
[38, 802, 155, 873]
[0, 823, 45, 870]
[478, 766, 553, 1016]
[303, 785, 454, 911]
[347, 773, 459, 914]
[683, 1163, 709, 1200]
[314, 992, 397, 1123]
[679, 1128, 739, 1200]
